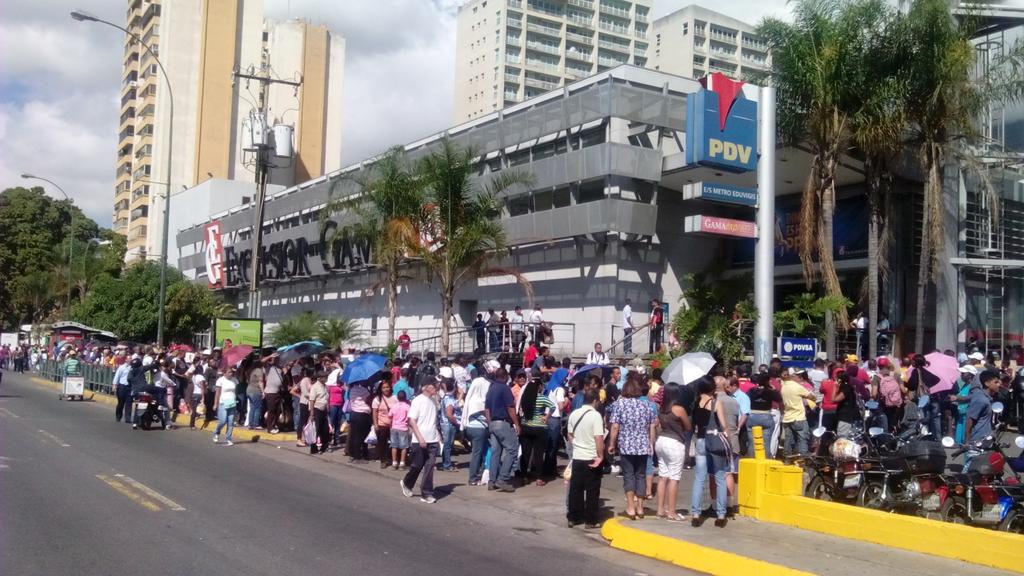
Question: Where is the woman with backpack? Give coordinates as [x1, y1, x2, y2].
[877, 358, 904, 434]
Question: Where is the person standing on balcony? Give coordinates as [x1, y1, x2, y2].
[622, 298, 634, 355]
[397, 330, 411, 359]
[529, 305, 544, 344]
[487, 308, 501, 353]
[472, 314, 487, 354]
[510, 306, 526, 353]
[649, 299, 664, 354]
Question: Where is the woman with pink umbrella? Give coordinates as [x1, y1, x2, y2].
[906, 352, 959, 438]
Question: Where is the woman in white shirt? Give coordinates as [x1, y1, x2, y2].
[213, 366, 239, 446]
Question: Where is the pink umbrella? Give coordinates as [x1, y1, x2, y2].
[915, 352, 959, 394]
[222, 345, 253, 368]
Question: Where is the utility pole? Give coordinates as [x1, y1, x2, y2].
[233, 66, 301, 319]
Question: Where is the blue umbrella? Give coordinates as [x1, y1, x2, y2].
[570, 364, 615, 382]
[276, 340, 327, 364]
[342, 354, 387, 385]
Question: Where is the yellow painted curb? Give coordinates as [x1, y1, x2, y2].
[600, 517, 814, 576]
[29, 376, 292, 442]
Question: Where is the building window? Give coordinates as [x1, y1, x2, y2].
[508, 194, 532, 216]
[682, 23, 688, 35]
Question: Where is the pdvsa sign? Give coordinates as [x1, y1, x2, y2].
[685, 72, 758, 172]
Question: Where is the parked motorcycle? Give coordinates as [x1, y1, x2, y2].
[856, 426, 947, 515]
[804, 425, 870, 502]
[938, 402, 1024, 530]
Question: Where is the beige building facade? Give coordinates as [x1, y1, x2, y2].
[647, 5, 769, 80]
[114, 0, 344, 262]
[453, 0, 653, 123]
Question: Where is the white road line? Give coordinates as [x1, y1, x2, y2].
[115, 474, 186, 511]
[0, 407, 20, 418]
[38, 429, 71, 447]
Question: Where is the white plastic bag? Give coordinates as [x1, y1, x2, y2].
[366, 427, 377, 445]
[302, 420, 317, 445]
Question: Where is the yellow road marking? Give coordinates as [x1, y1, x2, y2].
[0, 407, 20, 418]
[96, 474, 161, 511]
[38, 429, 71, 447]
[115, 474, 186, 511]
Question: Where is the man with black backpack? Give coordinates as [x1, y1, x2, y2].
[416, 352, 438, 395]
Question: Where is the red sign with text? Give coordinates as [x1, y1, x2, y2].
[684, 215, 757, 238]
[204, 221, 226, 288]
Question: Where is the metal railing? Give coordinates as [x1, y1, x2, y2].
[38, 359, 116, 396]
[607, 323, 652, 357]
[353, 322, 577, 358]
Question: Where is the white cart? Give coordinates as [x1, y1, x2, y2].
[60, 375, 86, 401]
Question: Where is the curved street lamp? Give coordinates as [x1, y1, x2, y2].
[21, 173, 75, 312]
[71, 8, 175, 346]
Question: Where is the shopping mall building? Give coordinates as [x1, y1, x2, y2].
[175, 63, 1023, 358]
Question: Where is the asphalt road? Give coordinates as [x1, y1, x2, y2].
[0, 371, 683, 576]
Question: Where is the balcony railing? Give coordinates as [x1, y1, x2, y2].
[526, 41, 560, 55]
[508, 0, 522, 8]
[525, 58, 560, 72]
[598, 21, 629, 35]
[524, 76, 559, 90]
[635, 12, 648, 23]
[567, 13, 592, 26]
[597, 55, 626, 67]
[526, 22, 562, 37]
[507, 19, 522, 28]
[742, 37, 768, 52]
[567, 0, 594, 9]
[599, 4, 630, 19]
[598, 39, 629, 53]
[505, 73, 521, 83]
[565, 49, 593, 62]
[506, 55, 522, 64]
[566, 31, 593, 45]
[506, 36, 521, 46]
[527, 1, 562, 16]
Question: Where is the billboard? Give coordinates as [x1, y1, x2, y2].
[1, 333, 19, 347]
[213, 318, 263, 348]
[732, 196, 869, 266]
[685, 72, 758, 172]
[684, 215, 757, 238]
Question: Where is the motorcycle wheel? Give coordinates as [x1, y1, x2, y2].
[140, 409, 152, 431]
[806, 476, 833, 502]
[857, 480, 886, 510]
[939, 498, 969, 525]
[1000, 510, 1024, 534]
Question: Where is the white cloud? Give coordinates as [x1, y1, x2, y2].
[0, 0, 790, 228]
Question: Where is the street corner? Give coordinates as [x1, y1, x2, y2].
[600, 517, 814, 576]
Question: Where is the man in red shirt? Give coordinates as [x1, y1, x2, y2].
[523, 341, 539, 369]
[397, 330, 411, 359]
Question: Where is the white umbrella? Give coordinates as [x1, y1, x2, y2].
[662, 352, 717, 386]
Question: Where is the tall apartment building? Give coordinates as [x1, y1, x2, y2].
[453, 0, 653, 122]
[114, 0, 344, 262]
[647, 5, 769, 80]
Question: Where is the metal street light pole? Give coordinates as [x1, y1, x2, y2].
[72, 9, 175, 347]
[21, 173, 74, 313]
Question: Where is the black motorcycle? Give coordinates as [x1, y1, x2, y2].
[856, 425, 947, 515]
[133, 390, 169, 430]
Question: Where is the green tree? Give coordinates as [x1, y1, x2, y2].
[268, 311, 322, 347]
[671, 272, 756, 367]
[0, 186, 99, 326]
[11, 270, 55, 324]
[413, 139, 533, 356]
[774, 293, 852, 342]
[316, 317, 362, 350]
[71, 261, 170, 341]
[322, 147, 424, 344]
[164, 281, 227, 344]
[757, 0, 879, 329]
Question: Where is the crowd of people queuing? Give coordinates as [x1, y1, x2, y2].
[7, 334, 1024, 530]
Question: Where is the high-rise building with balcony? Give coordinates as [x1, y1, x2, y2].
[647, 5, 769, 80]
[115, 0, 345, 262]
[453, 0, 652, 122]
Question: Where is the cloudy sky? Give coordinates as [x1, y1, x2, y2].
[0, 0, 789, 227]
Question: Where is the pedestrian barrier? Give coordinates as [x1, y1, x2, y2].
[38, 359, 114, 396]
[739, 427, 1024, 574]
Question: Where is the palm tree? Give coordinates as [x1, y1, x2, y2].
[316, 317, 363, 350]
[268, 311, 322, 347]
[902, 0, 979, 353]
[413, 139, 534, 356]
[847, 1, 907, 358]
[757, 0, 874, 334]
[322, 147, 423, 344]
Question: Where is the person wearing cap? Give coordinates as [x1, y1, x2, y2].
[952, 365, 978, 443]
[780, 368, 816, 455]
[485, 367, 520, 492]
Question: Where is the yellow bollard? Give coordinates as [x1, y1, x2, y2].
[752, 425, 765, 460]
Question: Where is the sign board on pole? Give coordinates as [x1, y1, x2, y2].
[778, 336, 818, 370]
[1, 333, 19, 347]
[684, 215, 757, 238]
[213, 318, 263, 348]
[683, 181, 758, 207]
[685, 73, 759, 172]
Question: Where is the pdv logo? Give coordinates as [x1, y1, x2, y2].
[685, 72, 758, 172]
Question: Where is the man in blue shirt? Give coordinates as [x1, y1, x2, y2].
[485, 368, 520, 492]
[113, 357, 132, 423]
[965, 370, 1001, 445]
